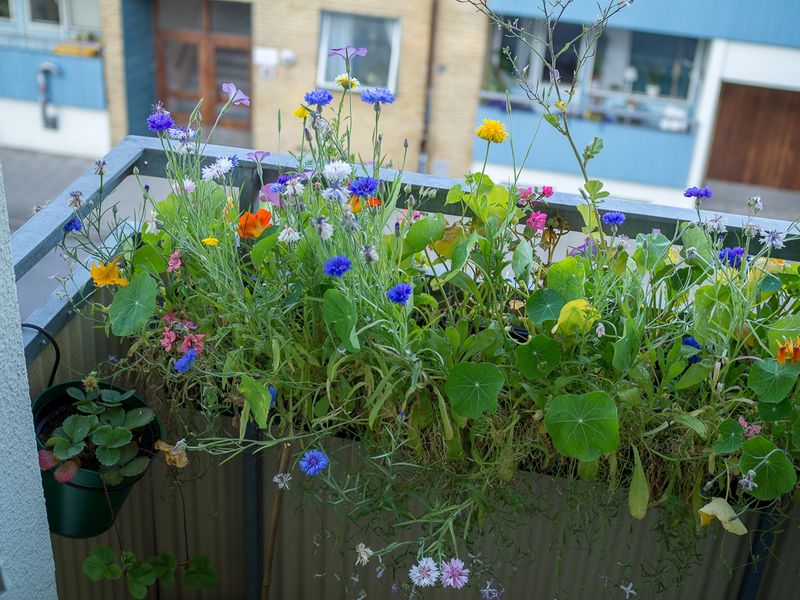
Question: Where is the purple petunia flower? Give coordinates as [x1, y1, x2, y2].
[221, 82, 250, 106]
[440, 558, 470, 589]
[247, 150, 270, 163]
[360, 88, 395, 106]
[684, 186, 713, 199]
[147, 110, 175, 133]
[299, 449, 329, 475]
[719, 246, 745, 269]
[304, 89, 334, 108]
[682, 336, 701, 364]
[174, 348, 197, 373]
[387, 283, 413, 305]
[63, 217, 82, 233]
[601, 211, 625, 226]
[323, 255, 352, 277]
[328, 45, 368, 60]
[347, 176, 379, 199]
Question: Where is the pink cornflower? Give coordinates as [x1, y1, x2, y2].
[542, 185, 554, 198]
[518, 186, 534, 200]
[400, 208, 423, 222]
[738, 416, 762, 439]
[526, 211, 548, 232]
[408, 557, 439, 588]
[167, 250, 182, 273]
[440, 558, 470, 589]
[162, 311, 177, 324]
[180, 333, 205, 355]
[160, 328, 178, 352]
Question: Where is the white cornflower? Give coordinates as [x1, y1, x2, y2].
[272, 472, 292, 490]
[284, 177, 305, 197]
[596, 322, 605, 337]
[760, 228, 786, 250]
[408, 557, 439, 588]
[68, 190, 84, 209]
[278, 226, 302, 244]
[704, 214, 727, 235]
[747, 195, 763, 213]
[32, 203, 44, 214]
[322, 184, 349, 203]
[738, 469, 758, 491]
[355, 543, 373, 567]
[744, 221, 762, 238]
[323, 160, 352, 183]
[144, 210, 159, 234]
[313, 216, 334, 240]
[619, 582, 637, 599]
[361, 245, 379, 263]
[201, 157, 234, 181]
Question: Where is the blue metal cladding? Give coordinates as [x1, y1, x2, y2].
[473, 104, 695, 188]
[488, 0, 800, 49]
[0, 46, 105, 109]
[121, 0, 156, 136]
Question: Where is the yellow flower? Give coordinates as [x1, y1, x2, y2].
[698, 498, 747, 535]
[202, 237, 220, 246]
[90, 257, 128, 287]
[475, 119, 509, 144]
[555, 100, 567, 112]
[552, 299, 599, 336]
[335, 73, 359, 90]
[293, 105, 310, 119]
[155, 440, 189, 469]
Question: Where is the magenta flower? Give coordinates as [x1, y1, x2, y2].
[526, 211, 547, 232]
[167, 250, 182, 273]
[328, 45, 368, 60]
[440, 558, 470, 589]
[518, 186, 534, 200]
[542, 185, 554, 198]
[222, 82, 250, 106]
[738, 416, 762, 439]
[160, 328, 178, 352]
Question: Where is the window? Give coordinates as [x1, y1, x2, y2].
[0, 1, 11, 19]
[68, 0, 99, 31]
[317, 12, 401, 91]
[29, 0, 60, 24]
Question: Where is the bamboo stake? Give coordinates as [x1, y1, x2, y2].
[261, 441, 292, 600]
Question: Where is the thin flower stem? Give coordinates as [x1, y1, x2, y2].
[261, 441, 293, 600]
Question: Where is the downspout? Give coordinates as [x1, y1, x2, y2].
[38, 62, 60, 129]
[418, 0, 440, 173]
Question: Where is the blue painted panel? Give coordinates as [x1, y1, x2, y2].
[489, 0, 800, 49]
[0, 46, 105, 109]
[474, 104, 695, 187]
[122, 0, 156, 136]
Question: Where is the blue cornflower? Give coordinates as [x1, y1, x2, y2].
[174, 348, 197, 373]
[360, 88, 395, 106]
[304, 89, 334, 108]
[269, 386, 277, 407]
[601, 211, 625, 226]
[684, 186, 712, 199]
[147, 110, 175, 133]
[719, 246, 745, 269]
[387, 283, 413, 305]
[682, 336, 701, 364]
[63, 217, 82, 233]
[323, 255, 352, 277]
[270, 183, 287, 194]
[299, 449, 329, 476]
[229, 154, 239, 167]
[347, 177, 379, 199]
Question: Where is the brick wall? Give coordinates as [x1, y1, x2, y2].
[100, 0, 128, 145]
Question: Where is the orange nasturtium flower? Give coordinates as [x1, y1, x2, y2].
[238, 208, 272, 239]
[348, 196, 382, 214]
[90, 257, 128, 287]
[155, 440, 188, 469]
[776, 337, 800, 366]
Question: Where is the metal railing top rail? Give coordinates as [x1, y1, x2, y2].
[12, 135, 800, 362]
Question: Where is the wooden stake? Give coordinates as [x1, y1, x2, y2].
[261, 441, 292, 600]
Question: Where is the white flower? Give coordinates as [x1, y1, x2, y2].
[284, 177, 305, 197]
[323, 160, 352, 183]
[272, 472, 291, 490]
[704, 214, 727, 235]
[355, 543, 373, 567]
[361, 245, 379, 263]
[760, 228, 786, 250]
[201, 157, 234, 181]
[313, 217, 334, 241]
[619, 582, 637, 599]
[744, 221, 762, 238]
[278, 226, 301, 244]
[596, 323, 605, 337]
[183, 178, 196, 194]
[68, 190, 84, 209]
[408, 557, 439, 588]
[322, 185, 349, 203]
[144, 210, 159, 234]
[335, 73, 360, 89]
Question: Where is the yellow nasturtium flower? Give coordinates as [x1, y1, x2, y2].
[698, 498, 747, 535]
[475, 119, 509, 144]
[90, 257, 128, 287]
[552, 299, 599, 335]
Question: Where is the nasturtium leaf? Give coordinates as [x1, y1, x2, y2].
[544, 391, 620, 462]
[628, 445, 649, 520]
[760, 273, 782, 292]
[693, 285, 733, 345]
[239, 375, 271, 429]
[554, 299, 599, 336]
[748, 358, 799, 403]
[445, 183, 463, 205]
[402, 213, 446, 257]
[758, 397, 792, 422]
[633, 232, 671, 271]
[251, 231, 278, 265]
[547, 257, 585, 302]
[526, 288, 565, 324]
[739, 436, 797, 501]
[444, 362, 504, 419]
[577, 459, 598, 481]
[512, 240, 534, 279]
[680, 222, 714, 263]
[515, 335, 560, 379]
[612, 317, 641, 374]
[322, 288, 360, 352]
[132, 244, 167, 274]
[83, 545, 122, 581]
[444, 233, 478, 282]
[712, 419, 744, 454]
[767, 315, 800, 350]
[431, 223, 464, 259]
[109, 273, 158, 337]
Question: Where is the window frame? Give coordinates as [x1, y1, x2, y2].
[315, 10, 402, 95]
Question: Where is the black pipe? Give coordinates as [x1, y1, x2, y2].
[243, 421, 264, 600]
[21, 323, 60, 387]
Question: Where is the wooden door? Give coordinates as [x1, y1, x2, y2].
[155, 0, 252, 132]
[707, 83, 800, 190]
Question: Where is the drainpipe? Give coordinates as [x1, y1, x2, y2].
[418, 0, 440, 173]
[37, 62, 60, 129]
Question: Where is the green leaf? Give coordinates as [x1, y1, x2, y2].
[92, 425, 133, 448]
[515, 335, 560, 379]
[403, 213, 446, 257]
[628, 445, 649, 519]
[612, 317, 641, 374]
[767, 315, 800, 351]
[146, 551, 177, 585]
[100, 406, 125, 427]
[543, 111, 561, 130]
[748, 359, 799, 403]
[444, 362, 504, 419]
[511, 241, 533, 279]
[184, 555, 219, 589]
[123, 407, 155, 430]
[445, 183, 463, 205]
[544, 391, 620, 462]
[127, 562, 157, 599]
[96, 446, 121, 467]
[680, 222, 714, 263]
[109, 273, 158, 337]
[633, 233, 671, 271]
[53, 440, 84, 461]
[62, 414, 93, 442]
[526, 288, 565, 324]
[83, 546, 122, 581]
[132, 244, 167, 274]
[758, 397, 792, 422]
[444, 233, 478, 282]
[547, 257, 585, 302]
[66, 387, 86, 401]
[760, 273, 782, 292]
[583, 179, 604, 198]
[251, 231, 278, 265]
[120, 456, 150, 477]
[673, 413, 708, 440]
[240, 375, 271, 429]
[674, 361, 712, 390]
[712, 418, 744, 454]
[577, 204, 598, 232]
[739, 436, 797, 501]
[322, 288, 360, 352]
[582, 137, 604, 163]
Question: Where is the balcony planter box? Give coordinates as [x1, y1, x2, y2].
[32, 381, 163, 539]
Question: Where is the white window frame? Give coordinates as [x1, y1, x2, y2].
[316, 11, 402, 94]
[0, 0, 101, 44]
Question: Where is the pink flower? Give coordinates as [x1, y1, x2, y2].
[542, 185, 554, 198]
[440, 558, 470, 589]
[38, 449, 58, 470]
[221, 82, 250, 106]
[180, 333, 205, 355]
[163, 311, 177, 325]
[525, 211, 548, 232]
[518, 186, 534, 200]
[399, 209, 423, 222]
[738, 416, 762, 439]
[160, 328, 178, 352]
[167, 250, 182, 273]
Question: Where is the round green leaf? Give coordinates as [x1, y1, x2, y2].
[712, 418, 744, 454]
[739, 436, 797, 501]
[526, 289, 565, 324]
[544, 391, 620, 462]
[444, 362, 504, 419]
[402, 213, 446, 257]
[748, 358, 799, 403]
[758, 397, 792, 422]
[322, 288, 360, 352]
[546, 257, 585, 302]
[109, 273, 158, 337]
[515, 335, 560, 378]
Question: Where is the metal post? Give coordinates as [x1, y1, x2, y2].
[243, 422, 264, 600]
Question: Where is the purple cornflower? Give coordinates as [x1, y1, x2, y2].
[739, 469, 758, 492]
[299, 449, 329, 475]
[94, 159, 106, 176]
[719, 246, 745, 269]
[360, 88, 395, 106]
[174, 348, 197, 374]
[147, 109, 174, 133]
[304, 89, 334, 108]
[323, 255, 352, 277]
[439, 558, 470, 589]
[601, 211, 625, 226]
[328, 45, 368, 60]
[221, 82, 250, 106]
[684, 186, 713, 199]
[682, 336, 701, 364]
[347, 176, 379, 199]
[63, 217, 82, 233]
[387, 283, 413, 305]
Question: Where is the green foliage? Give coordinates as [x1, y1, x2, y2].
[547, 257, 585, 301]
[239, 375, 272, 429]
[109, 273, 158, 336]
[184, 555, 219, 589]
[444, 362, 504, 419]
[544, 392, 620, 462]
[526, 288, 565, 324]
[748, 359, 799, 403]
[739, 437, 797, 501]
[515, 335, 560, 379]
[322, 288, 360, 352]
[83, 546, 122, 581]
